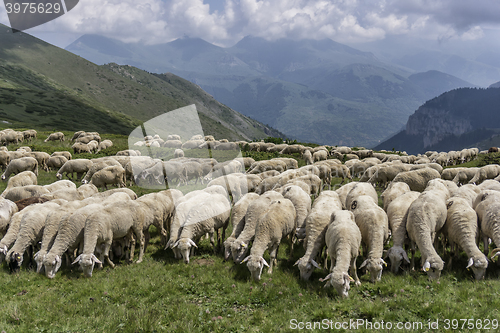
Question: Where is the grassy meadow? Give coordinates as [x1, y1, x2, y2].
[1, 131, 500, 332]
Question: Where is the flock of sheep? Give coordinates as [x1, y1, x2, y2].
[0, 128, 500, 299]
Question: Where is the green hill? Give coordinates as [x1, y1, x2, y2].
[0, 24, 280, 140]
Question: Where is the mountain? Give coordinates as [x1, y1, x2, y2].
[489, 81, 500, 88]
[66, 34, 477, 146]
[0, 24, 280, 141]
[374, 87, 500, 154]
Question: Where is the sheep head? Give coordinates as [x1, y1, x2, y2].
[34, 250, 46, 274]
[294, 258, 320, 281]
[73, 254, 101, 277]
[360, 258, 387, 283]
[422, 257, 444, 281]
[320, 272, 354, 298]
[243, 255, 269, 282]
[467, 255, 488, 281]
[223, 238, 235, 261]
[0, 244, 7, 263]
[8, 252, 23, 273]
[56, 173, 63, 180]
[172, 238, 197, 264]
[43, 254, 62, 279]
[231, 239, 249, 264]
[386, 246, 410, 274]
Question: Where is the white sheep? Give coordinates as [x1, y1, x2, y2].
[345, 182, 378, 212]
[44, 132, 65, 142]
[380, 182, 411, 212]
[0, 197, 18, 237]
[335, 181, 359, 209]
[173, 193, 231, 263]
[1, 157, 38, 180]
[312, 150, 328, 162]
[474, 190, 500, 257]
[280, 185, 311, 241]
[51, 151, 72, 160]
[56, 159, 93, 181]
[469, 164, 500, 185]
[391, 167, 442, 192]
[319, 210, 362, 298]
[46, 156, 68, 171]
[89, 165, 126, 190]
[442, 197, 488, 280]
[349, 195, 389, 283]
[242, 198, 296, 281]
[223, 193, 260, 261]
[247, 160, 287, 174]
[3, 185, 51, 202]
[174, 149, 184, 158]
[0, 171, 37, 198]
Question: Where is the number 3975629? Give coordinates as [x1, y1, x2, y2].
[5, 2, 61, 14]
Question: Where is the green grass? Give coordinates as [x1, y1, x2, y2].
[1, 134, 500, 332]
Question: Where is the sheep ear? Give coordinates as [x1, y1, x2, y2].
[55, 255, 62, 271]
[34, 251, 40, 260]
[241, 256, 250, 264]
[402, 251, 410, 264]
[91, 254, 102, 265]
[172, 240, 180, 249]
[261, 257, 269, 267]
[165, 240, 172, 250]
[422, 261, 431, 272]
[241, 242, 247, 248]
[359, 259, 369, 269]
[188, 239, 198, 248]
[293, 259, 300, 266]
[319, 273, 332, 283]
[466, 257, 474, 270]
[380, 258, 387, 267]
[72, 254, 82, 265]
[311, 259, 320, 269]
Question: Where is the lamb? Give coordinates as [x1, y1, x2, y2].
[349, 195, 389, 283]
[380, 182, 411, 212]
[173, 193, 231, 263]
[442, 197, 488, 280]
[231, 191, 283, 263]
[242, 198, 296, 281]
[405, 187, 448, 280]
[43, 193, 133, 278]
[391, 168, 442, 192]
[51, 151, 72, 160]
[44, 132, 65, 142]
[280, 185, 311, 240]
[0, 171, 37, 198]
[56, 159, 93, 181]
[385, 191, 420, 273]
[319, 210, 362, 298]
[81, 159, 122, 184]
[46, 156, 68, 171]
[89, 165, 126, 190]
[469, 164, 500, 185]
[72, 200, 146, 277]
[223, 193, 260, 260]
[1, 157, 38, 180]
[6, 200, 64, 270]
[295, 190, 342, 280]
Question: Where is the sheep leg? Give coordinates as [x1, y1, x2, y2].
[209, 231, 216, 254]
[350, 255, 361, 286]
[268, 244, 279, 274]
[133, 227, 145, 264]
[483, 234, 490, 256]
[102, 242, 115, 269]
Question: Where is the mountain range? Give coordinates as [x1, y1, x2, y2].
[0, 24, 281, 141]
[66, 34, 477, 147]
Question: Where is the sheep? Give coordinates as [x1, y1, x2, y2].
[0, 151, 10, 171]
[1, 157, 38, 180]
[442, 197, 488, 280]
[56, 159, 93, 181]
[312, 150, 328, 163]
[391, 167, 442, 192]
[44, 132, 65, 142]
[0, 197, 18, 237]
[474, 190, 500, 257]
[89, 165, 126, 190]
[51, 151, 72, 161]
[450, 184, 480, 207]
[273, 157, 298, 170]
[72, 142, 91, 154]
[173, 193, 231, 263]
[46, 156, 68, 171]
[116, 150, 141, 156]
[6, 200, 64, 270]
[319, 210, 362, 297]
[223, 193, 260, 260]
[71, 131, 85, 141]
[98, 139, 113, 151]
[27, 152, 50, 172]
[174, 149, 184, 158]
[452, 167, 479, 185]
[162, 140, 182, 149]
[335, 181, 359, 209]
[385, 191, 420, 273]
[469, 164, 500, 185]
[81, 159, 122, 184]
[380, 182, 411, 212]
[231, 191, 283, 263]
[43, 193, 133, 278]
[280, 185, 311, 241]
[41, 184, 98, 201]
[295, 191, 342, 280]
[72, 200, 146, 277]
[247, 160, 287, 174]
[242, 198, 296, 281]
[441, 167, 466, 181]
[44, 179, 76, 193]
[345, 182, 378, 212]
[349, 195, 389, 283]
[287, 174, 322, 196]
[3, 185, 51, 202]
[0, 171, 37, 198]
[406, 188, 448, 280]
[22, 129, 37, 141]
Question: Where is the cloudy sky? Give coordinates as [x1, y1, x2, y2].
[1, 0, 500, 54]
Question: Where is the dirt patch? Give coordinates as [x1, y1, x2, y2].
[194, 258, 214, 266]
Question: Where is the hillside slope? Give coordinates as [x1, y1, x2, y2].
[0, 24, 279, 141]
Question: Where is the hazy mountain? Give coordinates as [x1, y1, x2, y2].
[0, 24, 280, 141]
[489, 81, 500, 88]
[66, 34, 477, 146]
[375, 87, 500, 154]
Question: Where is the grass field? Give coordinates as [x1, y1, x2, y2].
[1, 131, 500, 332]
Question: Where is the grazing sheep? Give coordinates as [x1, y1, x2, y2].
[51, 151, 72, 161]
[231, 191, 283, 263]
[72, 200, 146, 277]
[442, 197, 488, 280]
[1, 157, 38, 180]
[223, 193, 260, 261]
[381, 182, 411, 212]
[56, 159, 93, 181]
[312, 150, 328, 163]
[406, 188, 448, 281]
[116, 150, 141, 157]
[0, 171, 37, 198]
[392, 168, 442, 192]
[349, 195, 389, 283]
[452, 167, 479, 185]
[81, 159, 122, 184]
[89, 165, 126, 190]
[295, 190, 342, 280]
[41, 184, 98, 201]
[287, 174, 322, 196]
[173, 193, 231, 263]
[44, 179, 76, 193]
[335, 181, 359, 209]
[27, 152, 50, 172]
[72, 142, 91, 154]
[247, 160, 287, 174]
[319, 210, 362, 298]
[345, 182, 378, 212]
[243, 198, 296, 281]
[44, 132, 65, 142]
[22, 129, 37, 141]
[174, 149, 184, 158]
[469, 164, 500, 185]
[0, 151, 10, 171]
[441, 167, 466, 181]
[475, 190, 500, 257]
[0, 197, 18, 237]
[3, 185, 51, 202]
[385, 191, 420, 273]
[98, 140, 113, 151]
[450, 184, 480, 207]
[46, 156, 68, 171]
[280, 185, 311, 241]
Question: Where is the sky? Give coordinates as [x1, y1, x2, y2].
[1, 0, 500, 57]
